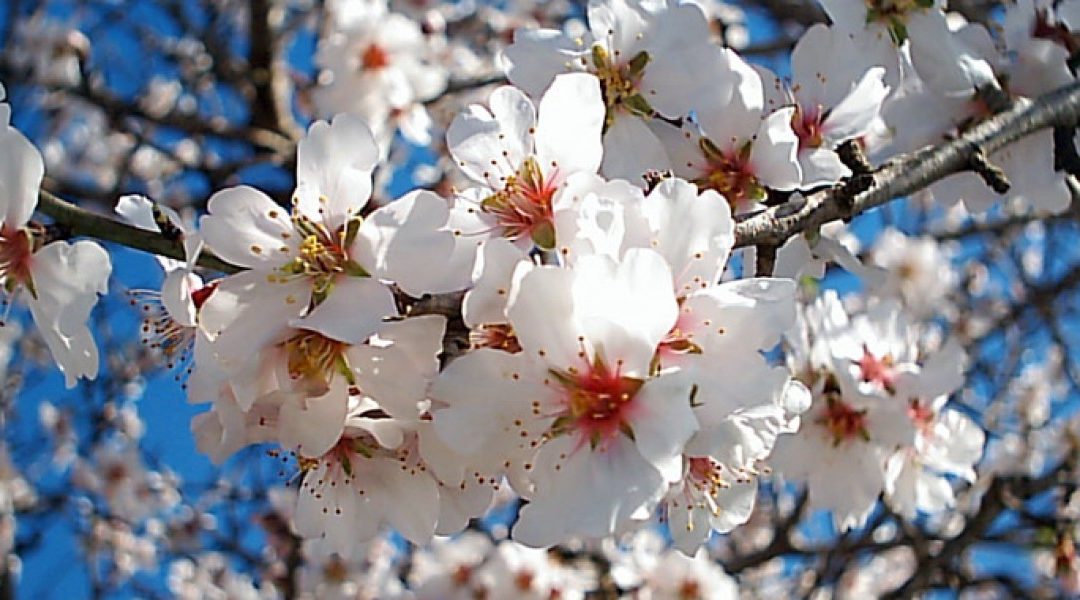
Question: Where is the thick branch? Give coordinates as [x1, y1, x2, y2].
[734, 80, 1080, 248]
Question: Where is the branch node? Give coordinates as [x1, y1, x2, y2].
[837, 139, 873, 175]
[968, 147, 1011, 194]
[975, 82, 1014, 115]
[834, 173, 874, 218]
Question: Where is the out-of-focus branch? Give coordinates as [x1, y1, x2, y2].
[882, 464, 1072, 598]
[734, 80, 1080, 248]
[249, 0, 303, 141]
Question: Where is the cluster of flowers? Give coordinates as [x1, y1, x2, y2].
[167, 526, 739, 599]
[11, 0, 1080, 561]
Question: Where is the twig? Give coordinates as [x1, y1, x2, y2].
[35, 189, 241, 274]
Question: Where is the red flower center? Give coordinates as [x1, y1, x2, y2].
[694, 139, 764, 213]
[792, 104, 825, 149]
[481, 156, 559, 249]
[550, 357, 643, 450]
[360, 44, 390, 70]
[857, 345, 896, 392]
[190, 281, 219, 310]
[817, 395, 869, 445]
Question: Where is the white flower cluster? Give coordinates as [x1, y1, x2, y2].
[14, 0, 1080, 563]
[773, 292, 983, 529]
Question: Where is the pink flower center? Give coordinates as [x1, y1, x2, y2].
[550, 358, 643, 450]
[694, 139, 764, 213]
[857, 345, 896, 392]
[792, 104, 825, 149]
[481, 156, 559, 249]
[468, 323, 521, 353]
[907, 399, 935, 431]
[685, 455, 731, 499]
[817, 395, 869, 445]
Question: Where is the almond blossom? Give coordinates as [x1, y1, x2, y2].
[0, 86, 111, 387]
[446, 72, 604, 253]
[882, 15, 1072, 215]
[503, 0, 726, 181]
[431, 248, 698, 546]
[116, 194, 210, 378]
[436, 174, 809, 550]
[819, 0, 995, 95]
[771, 292, 983, 529]
[655, 50, 801, 214]
[316, 0, 448, 147]
[198, 114, 455, 403]
[758, 24, 890, 187]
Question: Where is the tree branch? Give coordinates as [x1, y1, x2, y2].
[35, 189, 241, 274]
[734, 80, 1080, 248]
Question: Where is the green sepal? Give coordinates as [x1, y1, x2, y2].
[626, 51, 650, 78]
[530, 220, 556, 250]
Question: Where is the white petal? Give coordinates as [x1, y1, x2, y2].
[160, 270, 199, 328]
[462, 238, 529, 328]
[349, 315, 445, 418]
[114, 194, 159, 231]
[908, 11, 997, 96]
[365, 458, 439, 544]
[200, 186, 297, 270]
[748, 107, 801, 191]
[294, 113, 378, 226]
[504, 28, 583, 98]
[447, 86, 536, 186]
[681, 278, 796, 352]
[642, 178, 734, 295]
[798, 147, 850, 188]
[552, 172, 651, 265]
[512, 435, 665, 546]
[354, 190, 457, 296]
[599, 115, 671, 185]
[293, 276, 397, 344]
[631, 374, 697, 482]
[26, 241, 111, 387]
[572, 249, 678, 376]
[0, 124, 42, 229]
[821, 67, 889, 144]
[278, 381, 348, 458]
[506, 265, 585, 372]
[535, 73, 604, 177]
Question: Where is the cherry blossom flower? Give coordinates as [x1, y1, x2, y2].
[504, 0, 727, 181]
[883, 18, 1071, 215]
[0, 89, 111, 387]
[199, 114, 455, 397]
[316, 0, 448, 147]
[446, 72, 604, 253]
[431, 248, 697, 546]
[656, 51, 801, 214]
[116, 194, 211, 378]
[758, 24, 890, 187]
[772, 292, 981, 529]
[820, 0, 995, 95]
[868, 228, 957, 316]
